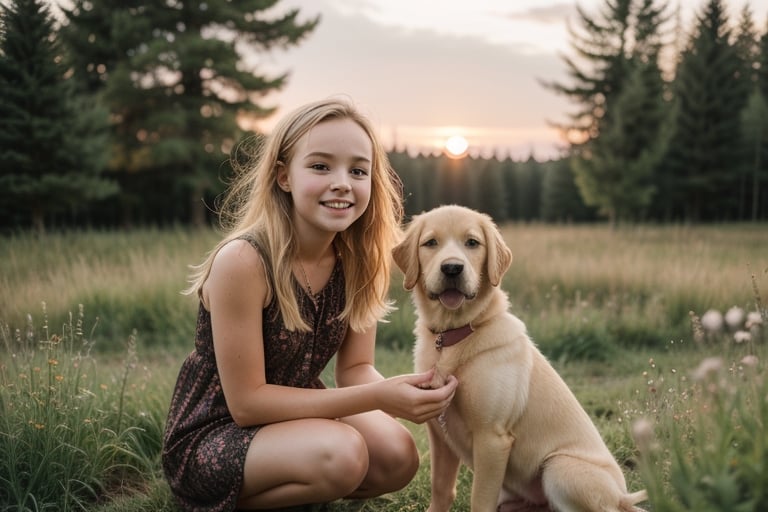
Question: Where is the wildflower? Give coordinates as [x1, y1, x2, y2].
[740, 355, 759, 367]
[746, 311, 763, 329]
[701, 309, 723, 332]
[725, 307, 745, 329]
[100, 384, 107, 390]
[733, 331, 751, 344]
[632, 417, 655, 453]
[691, 356, 724, 381]
[55, 375, 64, 382]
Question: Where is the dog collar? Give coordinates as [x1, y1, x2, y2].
[431, 324, 474, 351]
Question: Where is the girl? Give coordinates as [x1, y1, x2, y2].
[162, 98, 458, 511]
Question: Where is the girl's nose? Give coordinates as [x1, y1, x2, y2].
[330, 174, 352, 192]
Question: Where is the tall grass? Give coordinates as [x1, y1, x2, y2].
[0, 303, 172, 510]
[1, 223, 766, 511]
[0, 227, 220, 350]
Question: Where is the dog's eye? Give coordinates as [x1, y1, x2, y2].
[422, 238, 438, 247]
[465, 238, 480, 247]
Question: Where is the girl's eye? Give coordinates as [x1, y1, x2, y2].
[310, 163, 329, 171]
[351, 167, 369, 177]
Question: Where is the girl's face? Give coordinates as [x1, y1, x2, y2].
[277, 117, 373, 240]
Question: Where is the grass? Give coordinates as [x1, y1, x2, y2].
[0, 223, 766, 511]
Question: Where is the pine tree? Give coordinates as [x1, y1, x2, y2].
[662, 0, 745, 221]
[740, 89, 768, 221]
[62, 1, 319, 226]
[541, 159, 594, 222]
[0, 0, 116, 232]
[546, 0, 671, 224]
[573, 59, 670, 223]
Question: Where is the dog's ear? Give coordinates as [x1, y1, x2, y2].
[392, 218, 421, 290]
[483, 218, 513, 287]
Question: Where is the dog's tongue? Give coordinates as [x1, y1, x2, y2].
[439, 289, 465, 310]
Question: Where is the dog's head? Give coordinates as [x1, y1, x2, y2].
[393, 205, 513, 312]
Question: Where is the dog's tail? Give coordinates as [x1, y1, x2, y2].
[620, 489, 649, 512]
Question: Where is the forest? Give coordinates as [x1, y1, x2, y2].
[1, 0, 768, 231]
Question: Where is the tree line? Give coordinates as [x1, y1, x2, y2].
[1, 0, 766, 233]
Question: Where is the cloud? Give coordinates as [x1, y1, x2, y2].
[500, 4, 579, 24]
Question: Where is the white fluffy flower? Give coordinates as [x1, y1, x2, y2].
[700, 309, 723, 332]
[692, 356, 724, 381]
[631, 417, 655, 452]
[725, 306, 745, 329]
[741, 355, 759, 367]
[746, 311, 763, 329]
[733, 330, 751, 343]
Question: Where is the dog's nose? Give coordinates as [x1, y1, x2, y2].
[441, 262, 464, 276]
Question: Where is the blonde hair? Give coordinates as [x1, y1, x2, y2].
[186, 97, 404, 332]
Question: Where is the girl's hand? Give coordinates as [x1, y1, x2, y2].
[378, 369, 458, 424]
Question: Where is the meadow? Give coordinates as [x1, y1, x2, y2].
[1, 223, 766, 511]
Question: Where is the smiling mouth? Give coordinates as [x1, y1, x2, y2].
[322, 201, 353, 209]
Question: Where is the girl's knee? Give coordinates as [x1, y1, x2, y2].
[387, 427, 420, 486]
[365, 424, 420, 495]
[320, 423, 370, 495]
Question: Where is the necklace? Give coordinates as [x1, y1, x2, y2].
[298, 261, 318, 307]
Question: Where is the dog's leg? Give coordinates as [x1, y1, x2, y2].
[471, 429, 514, 512]
[426, 420, 461, 512]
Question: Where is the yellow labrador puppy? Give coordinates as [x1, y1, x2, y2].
[393, 205, 647, 512]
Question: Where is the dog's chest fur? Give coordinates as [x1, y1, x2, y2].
[413, 302, 534, 469]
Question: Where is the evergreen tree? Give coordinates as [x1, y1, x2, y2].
[740, 89, 768, 221]
[732, 6, 760, 220]
[62, 1, 319, 226]
[473, 158, 507, 222]
[513, 157, 543, 222]
[662, 0, 745, 221]
[541, 159, 595, 222]
[60, 0, 151, 95]
[546, 0, 671, 225]
[544, 0, 634, 143]
[0, 0, 116, 232]
[759, 16, 768, 100]
[573, 59, 671, 223]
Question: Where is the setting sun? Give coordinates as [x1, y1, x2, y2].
[444, 134, 469, 158]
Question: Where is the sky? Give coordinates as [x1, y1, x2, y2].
[252, 0, 768, 160]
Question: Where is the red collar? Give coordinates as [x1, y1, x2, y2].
[432, 324, 474, 351]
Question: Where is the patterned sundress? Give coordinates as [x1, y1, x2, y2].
[162, 237, 347, 511]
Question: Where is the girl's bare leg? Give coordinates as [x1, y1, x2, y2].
[237, 412, 419, 509]
[340, 410, 420, 499]
[237, 418, 369, 509]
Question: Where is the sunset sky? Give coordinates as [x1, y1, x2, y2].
[255, 0, 768, 160]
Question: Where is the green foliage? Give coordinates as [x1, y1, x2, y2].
[0, 0, 117, 232]
[0, 227, 219, 351]
[541, 158, 596, 222]
[0, 304, 166, 511]
[661, 0, 750, 221]
[634, 351, 768, 511]
[554, 0, 672, 224]
[61, 0, 320, 226]
[739, 89, 768, 222]
[0, 226, 766, 511]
